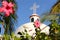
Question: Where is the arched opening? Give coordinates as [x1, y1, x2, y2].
[31, 18, 34, 22]
[17, 32, 22, 35]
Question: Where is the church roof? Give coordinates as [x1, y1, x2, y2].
[30, 13, 40, 18]
[32, 13, 38, 15]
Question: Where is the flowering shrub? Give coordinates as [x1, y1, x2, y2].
[0, 0, 17, 35]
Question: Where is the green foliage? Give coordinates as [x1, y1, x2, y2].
[14, 36, 21, 40]
[18, 30, 32, 40]
[3, 33, 21, 40]
[49, 20, 60, 40]
[34, 28, 51, 40]
[3, 34, 10, 40]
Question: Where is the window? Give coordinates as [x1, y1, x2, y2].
[31, 18, 34, 22]
[37, 19, 39, 21]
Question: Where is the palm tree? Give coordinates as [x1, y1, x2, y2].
[41, 0, 60, 23]
[50, 0, 60, 24]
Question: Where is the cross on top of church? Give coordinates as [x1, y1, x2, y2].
[31, 3, 39, 14]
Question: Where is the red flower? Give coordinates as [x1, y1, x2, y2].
[34, 20, 40, 28]
[0, 1, 14, 17]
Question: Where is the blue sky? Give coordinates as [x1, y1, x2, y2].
[15, 0, 57, 28]
[0, 0, 57, 34]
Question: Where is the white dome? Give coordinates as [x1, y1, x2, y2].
[15, 22, 50, 37]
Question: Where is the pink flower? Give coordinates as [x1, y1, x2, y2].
[8, 2, 14, 8]
[34, 20, 40, 28]
[0, 7, 3, 12]
[2, 1, 8, 7]
[0, 1, 14, 17]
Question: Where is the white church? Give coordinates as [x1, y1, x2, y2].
[15, 3, 50, 37]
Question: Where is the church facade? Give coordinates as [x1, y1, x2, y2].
[15, 13, 50, 37]
[15, 3, 50, 37]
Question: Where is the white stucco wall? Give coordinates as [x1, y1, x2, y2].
[15, 22, 50, 37]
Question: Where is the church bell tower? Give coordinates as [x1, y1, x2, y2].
[30, 3, 40, 22]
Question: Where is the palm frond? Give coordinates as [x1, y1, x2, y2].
[41, 14, 59, 23]
[50, 0, 60, 14]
